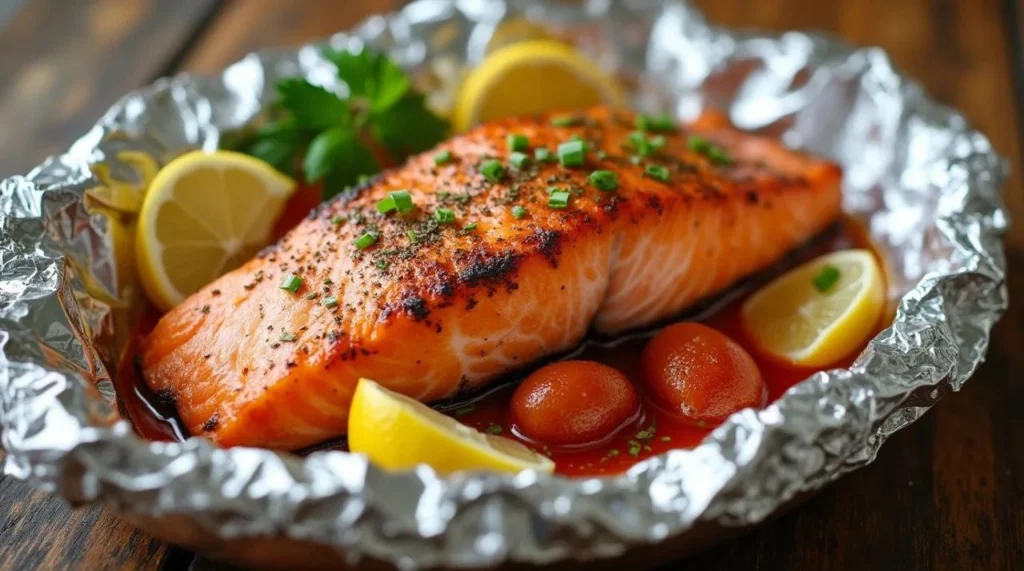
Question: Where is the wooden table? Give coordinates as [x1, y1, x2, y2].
[0, 0, 1021, 569]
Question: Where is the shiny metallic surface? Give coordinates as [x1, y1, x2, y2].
[0, 0, 1008, 569]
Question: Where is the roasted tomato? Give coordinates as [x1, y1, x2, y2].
[509, 360, 640, 448]
[641, 322, 765, 424]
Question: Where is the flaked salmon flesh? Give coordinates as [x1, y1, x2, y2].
[140, 107, 842, 450]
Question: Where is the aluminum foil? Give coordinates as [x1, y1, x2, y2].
[0, 0, 1008, 569]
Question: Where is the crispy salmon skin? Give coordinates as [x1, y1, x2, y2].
[140, 107, 842, 449]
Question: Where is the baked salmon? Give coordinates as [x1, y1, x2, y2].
[140, 107, 842, 450]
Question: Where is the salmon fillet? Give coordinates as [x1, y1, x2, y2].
[140, 107, 842, 450]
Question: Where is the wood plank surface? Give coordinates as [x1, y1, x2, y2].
[0, 0, 1021, 569]
[0, 0, 222, 177]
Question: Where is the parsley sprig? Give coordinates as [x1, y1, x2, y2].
[232, 48, 449, 199]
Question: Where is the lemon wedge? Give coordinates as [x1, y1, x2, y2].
[741, 249, 885, 367]
[135, 150, 296, 311]
[453, 39, 625, 132]
[348, 379, 554, 475]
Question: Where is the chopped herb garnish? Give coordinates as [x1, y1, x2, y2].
[607, 449, 620, 457]
[322, 296, 338, 308]
[644, 164, 670, 182]
[548, 190, 571, 209]
[487, 423, 504, 435]
[407, 229, 418, 242]
[463, 222, 478, 231]
[627, 441, 642, 457]
[534, 147, 555, 163]
[509, 152, 530, 169]
[635, 113, 676, 132]
[551, 115, 582, 127]
[433, 149, 452, 165]
[376, 195, 397, 214]
[588, 170, 618, 191]
[687, 135, 732, 165]
[511, 205, 527, 220]
[812, 264, 841, 293]
[660, 436, 672, 442]
[280, 274, 302, 293]
[330, 214, 344, 226]
[650, 135, 666, 150]
[280, 332, 297, 342]
[686, 134, 712, 153]
[630, 155, 643, 166]
[354, 231, 378, 249]
[390, 189, 414, 212]
[635, 423, 656, 440]
[507, 133, 529, 152]
[557, 140, 586, 167]
[707, 146, 733, 165]
[375, 259, 388, 269]
[305, 292, 318, 300]
[435, 208, 456, 224]
[453, 404, 475, 416]
[479, 159, 506, 183]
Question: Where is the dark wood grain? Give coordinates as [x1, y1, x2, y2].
[0, 0, 1021, 569]
[0, 0, 223, 177]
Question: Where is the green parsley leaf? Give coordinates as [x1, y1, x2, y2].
[321, 48, 411, 113]
[371, 93, 449, 158]
[275, 79, 351, 131]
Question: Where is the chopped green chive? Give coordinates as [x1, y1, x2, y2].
[588, 170, 618, 191]
[280, 332, 297, 342]
[595, 150, 608, 160]
[390, 189, 414, 213]
[322, 296, 338, 308]
[305, 292, 318, 300]
[376, 196, 396, 214]
[534, 147, 555, 163]
[479, 159, 505, 183]
[628, 441, 642, 456]
[812, 264, 841, 293]
[509, 151, 530, 169]
[548, 190, 571, 209]
[354, 231, 378, 249]
[686, 134, 712, 153]
[629, 155, 643, 166]
[636, 113, 676, 132]
[686, 135, 733, 165]
[375, 259, 388, 269]
[551, 115, 582, 127]
[280, 274, 302, 293]
[487, 423, 504, 435]
[650, 135, 666, 150]
[453, 404, 475, 416]
[507, 133, 529, 152]
[433, 150, 452, 165]
[511, 205, 527, 219]
[330, 214, 344, 226]
[557, 140, 586, 167]
[707, 146, 732, 165]
[644, 164, 670, 182]
[435, 208, 456, 224]
[463, 222, 478, 231]
[407, 229, 417, 242]
[570, 134, 589, 151]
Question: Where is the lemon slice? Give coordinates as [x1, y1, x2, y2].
[348, 379, 554, 475]
[453, 39, 625, 132]
[136, 150, 296, 311]
[742, 249, 885, 367]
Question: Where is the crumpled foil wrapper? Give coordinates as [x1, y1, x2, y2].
[0, 0, 1008, 569]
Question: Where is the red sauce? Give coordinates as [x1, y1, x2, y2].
[116, 216, 886, 477]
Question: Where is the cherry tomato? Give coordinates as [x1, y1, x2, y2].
[509, 361, 640, 448]
[641, 322, 765, 424]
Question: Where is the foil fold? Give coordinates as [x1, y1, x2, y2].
[0, 0, 1008, 568]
